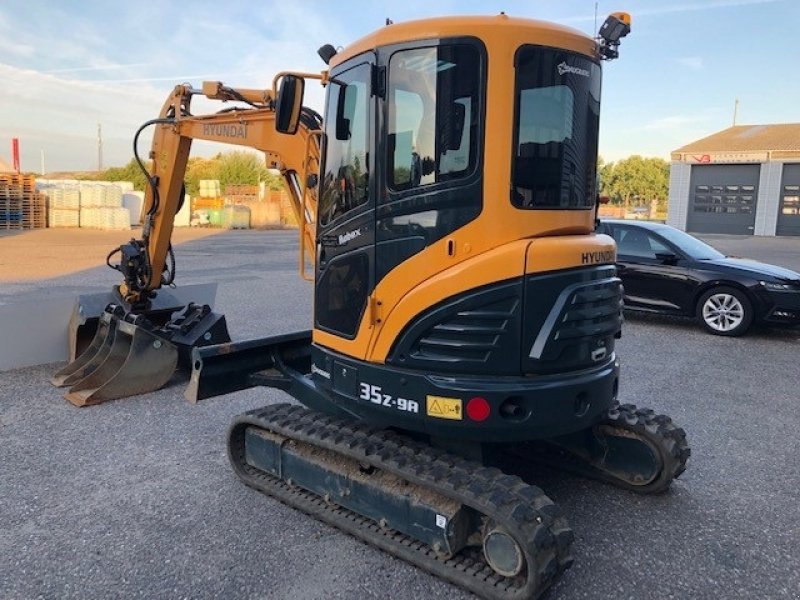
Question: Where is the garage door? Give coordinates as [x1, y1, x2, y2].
[776, 163, 800, 236]
[687, 164, 760, 235]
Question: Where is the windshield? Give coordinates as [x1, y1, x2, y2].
[657, 227, 725, 260]
[512, 46, 601, 209]
[319, 62, 370, 226]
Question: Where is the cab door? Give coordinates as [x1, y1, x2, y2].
[315, 56, 376, 344]
[374, 40, 485, 286]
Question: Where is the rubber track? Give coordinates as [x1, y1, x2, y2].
[607, 403, 691, 484]
[227, 404, 574, 600]
[528, 403, 691, 494]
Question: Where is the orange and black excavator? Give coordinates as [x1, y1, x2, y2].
[52, 13, 689, 599]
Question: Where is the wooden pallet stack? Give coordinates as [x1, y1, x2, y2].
[0, 174, 46, 230]
[224, 184, 260, 206]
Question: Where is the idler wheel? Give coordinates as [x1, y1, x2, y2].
[482, 523, 525, 578]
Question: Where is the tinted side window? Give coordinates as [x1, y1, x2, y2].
[616, 228, 669, 260]
[320, 63, 370, 225]
[596, 222, 612, 235]
[387, 44, 480, 191]
[315, 252, 369, 337]
[512, 46, 601, 209]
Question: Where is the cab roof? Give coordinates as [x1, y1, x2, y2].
[330, 14, 597, 68]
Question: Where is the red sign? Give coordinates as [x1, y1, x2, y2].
[12, 138, 20, 172]
[691, 154, 711, 163]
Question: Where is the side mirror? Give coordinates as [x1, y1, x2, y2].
[334, 82, 353, 140]
[275, 75, 305, 135]
[655, 252, 678, 265]
[336, 117, 351, 141]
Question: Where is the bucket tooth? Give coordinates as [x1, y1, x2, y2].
[63, 320, 178, 407]
[51, 311, 119, 387]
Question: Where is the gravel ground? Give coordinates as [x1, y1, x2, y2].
[1, 230, 799, 600]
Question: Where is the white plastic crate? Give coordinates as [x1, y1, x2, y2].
[39, 184, 81, 210]
[79, 207, 129, 229]
[199, 179, 221, 198]
[48, 209, 80, 227]
[122, 192, 144, 225]
[104, 185, 123, 206]
[174, 194, 191, 227]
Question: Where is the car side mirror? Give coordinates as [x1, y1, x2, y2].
[655, 252, 678, 265]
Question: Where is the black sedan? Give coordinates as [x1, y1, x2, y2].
[597, 219, 800, 336]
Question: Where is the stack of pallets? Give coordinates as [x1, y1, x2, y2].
[41, 184, 81, 227]
[0, 174, 46, 230]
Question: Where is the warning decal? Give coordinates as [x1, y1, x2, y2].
[426, 395, 463, 420]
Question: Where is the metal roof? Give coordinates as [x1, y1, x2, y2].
[674, 124, 800, 153]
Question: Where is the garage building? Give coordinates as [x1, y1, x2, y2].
[667, 123, 800, 236]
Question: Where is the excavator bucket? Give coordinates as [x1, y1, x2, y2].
[64, 283, 221, 362]
[60, 317, 179, 407]
[52, 296, 230, 406]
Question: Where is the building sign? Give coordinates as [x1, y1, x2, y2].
[674, 152, 768, 164]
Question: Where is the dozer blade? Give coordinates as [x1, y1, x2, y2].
[63, 319, 178, 407]
[51, 308, 122, 387]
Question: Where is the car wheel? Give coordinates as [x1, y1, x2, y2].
[696, 286, 753, 336]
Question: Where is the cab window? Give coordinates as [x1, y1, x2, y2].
[320, 63, 370, 225]
[512, 46, 601, 209]
[387, 44, 480, 191]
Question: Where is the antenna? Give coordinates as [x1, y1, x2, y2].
[733, 98, 739, 126]
[41, 149, 45, 176]
[594, 1, 599, 34]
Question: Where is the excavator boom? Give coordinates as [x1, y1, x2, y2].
[52, 74, 324, 405]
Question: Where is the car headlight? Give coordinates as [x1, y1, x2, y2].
[760, 280, 795, 291]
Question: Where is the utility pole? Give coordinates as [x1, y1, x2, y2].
[97, 123, 103, 171]
[733, 98, 739, 126]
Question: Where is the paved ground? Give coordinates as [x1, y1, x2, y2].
[1, 230, 799, 599]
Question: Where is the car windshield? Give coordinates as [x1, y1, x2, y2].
[655, 227, 725, 260]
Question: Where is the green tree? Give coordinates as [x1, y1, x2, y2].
[597, 156, 613, 197]
[601, 155, 670, 211]
[99, 158, 150, 190]
[94, 151, 287, 196]
[185, 157, 219, 196]
[216, 151, 269, 190]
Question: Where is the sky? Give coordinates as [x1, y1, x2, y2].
[1, 0, 798, 172]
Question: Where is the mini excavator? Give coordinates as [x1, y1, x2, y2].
[52, 13, 690, 599]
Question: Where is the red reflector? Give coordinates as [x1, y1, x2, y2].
[466, 397, 490, 422]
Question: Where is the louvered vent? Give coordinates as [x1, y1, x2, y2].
[412, 296, 519, 363]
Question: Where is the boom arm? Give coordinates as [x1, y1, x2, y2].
[118, 76, 323, 306]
